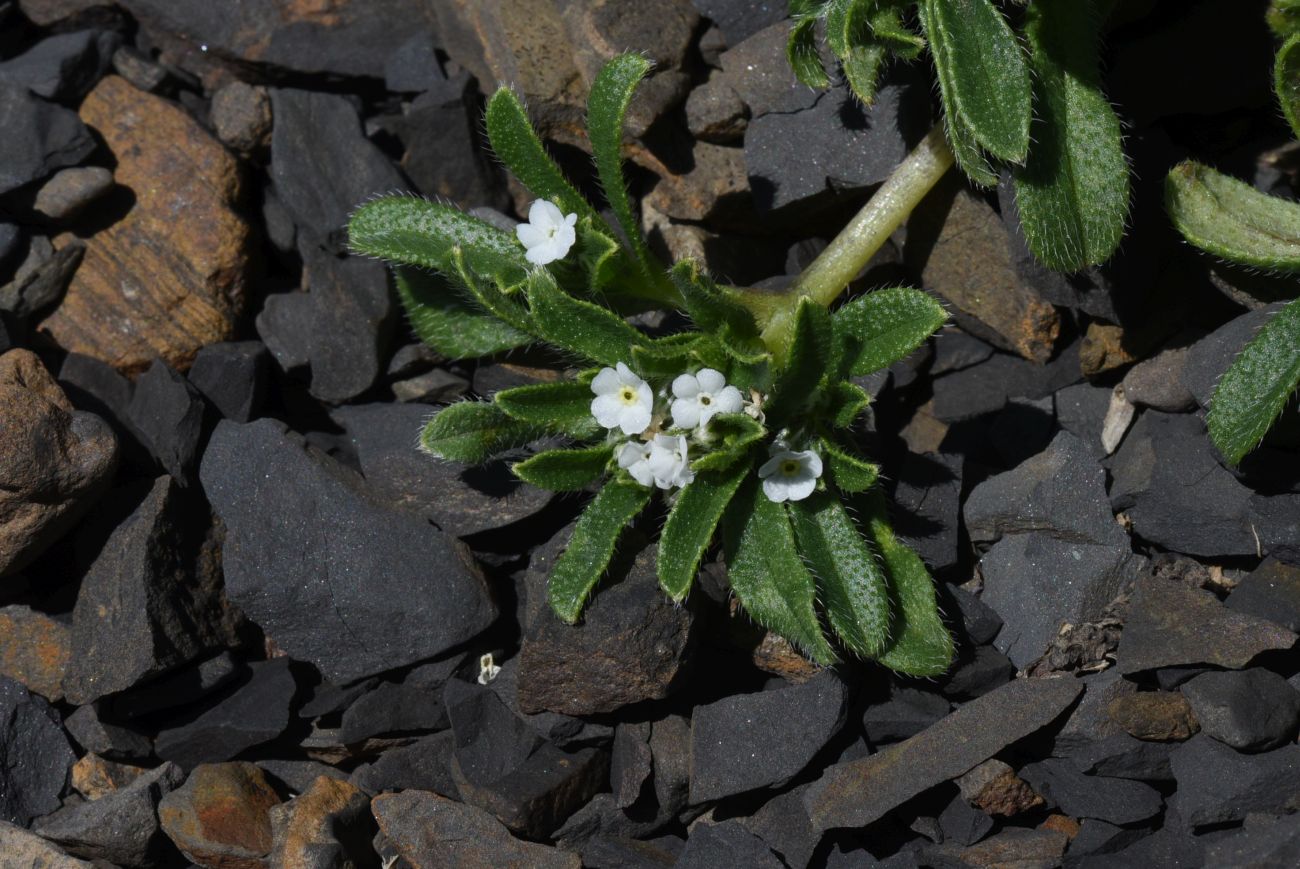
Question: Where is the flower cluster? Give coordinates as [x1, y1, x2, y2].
[590, 361, 822, 501]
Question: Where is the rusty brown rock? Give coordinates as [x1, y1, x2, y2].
[0, 605, 71, 701]
[158, 762, 282, 869]
[958, 759, 1045, 817]
[1040, 814, 1081, 839]
[0, 349, 117, 577]
[0, 822, 94, 868]
[210, 81, 272, 154]
[269, 776, 374, 869]
[645, 141, 749, 223]
[1108, 691, 1200, 742]
[71, 753, 149, 800]
[38, 76, 250, 374]
[15, 0, 111, 26]
[1080, 323, 1140, 378]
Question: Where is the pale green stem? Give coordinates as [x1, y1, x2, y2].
[746, 125, 955, 362]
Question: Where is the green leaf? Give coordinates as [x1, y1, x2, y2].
[765, 299, 832, 425]
[826, 0, 887, 104]
[833, 287, 947, 378]
[588, 53, 661, 277]
[493, 381, 600, 439]
[669, 260, 760, 340]
[394, 267, 532, 359]
[787, 14, 831, 88]
[863, 491, 954, 676]
[917, 0, 998, 187]
[821, 439, 880, 492]
[869, 0, 925, 60]
[790, 492, 891, 657]
[1279, 33, 1300, 140]
[446, 247, 536, 336]
[419, 402, 542, 464]
[574, 217, 639, 295]
[1270, 0, 1300, 39]
[527, 270, 648, 366]
[1012, 0, 1129, 272]
[1165, 161, 1300, 273]
[691, 413, 766, 473]
[632, 332, 703, 379]
[1209, 298, 1300, 465]
[513, 444, 612, 491]
[823, 381, 870, 429]
[723, 476, 838, 664]
[923, 0, 1031, 164]
[349, 197, 530, 289]
[484, 89, 600, 225]
[659, 462, 750, 601]
[549, 480, 652, 623]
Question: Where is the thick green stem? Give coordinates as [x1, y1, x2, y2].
[750, 125, 955, 361]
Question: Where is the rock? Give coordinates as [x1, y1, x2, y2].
[56, 351, 141, 464]
[0, 822, 94, 868]
[1116, 574, 1296, 675]
[63, 476, 231, 705]
[159, 762, 283, 869]
[398, 72, 506, 209]
[210, 81, 272, 154]
[519, 537, 696, 717]
[1054, 383, 1112, 459]
[268, 776, 374, 869]
[692, 0, 788, 47]
[268, 88, 404, 246]
[187, 341, 269, 423]
[1227, 558, 1300, 632]
[862, 687, 951, 744]
[1169, 735, 1300, 828]
[330, 403, 552, 539]
[1069, 733, 1177, 782]
[1119, 345, 1197, 412]
[1204, 813, 1300, 868]
[392, 368, 470, 404]
[37, 76, 249, 374]
[0, 605, 70, 701]
[890, 451, 962, 573]
[372, 790, 580, 869]
[686, 75, 748, 143]
[70, 753, 148, 799]
[907, 179, 1060, 363]
[0, 80, 94, 197]
[678, 821, 783, 868]
[109, 45, 167, 93]
[745, 70, 929, 214]
[650, 715, 691, 823]
[1180, 668, 1300, 752]
[945, 585, 1003, 647]
[645, 140, 749, 223]
[924, 827, 1069, 869]
[610, 723, 653, 809]
[126, 360, 204, 481]
[385, 30, 442, 93]
[200, 418, 497, 683]
[154, 658, 297, 770]
[257, 760, 346, 796]
[105, 652, 245, 720]
[1018, 759, 1162, 825]
[740, 785, 819, 868]
[0, 677, 75, 826]
[33, 761, 184, 866]
[939, 646, 1017, 700]
[64, 705, 153, 761]
[0, 349, 117, 577]
[1106, 692, 1199, 742]
[938, 790, 995, 847]
[350, 731, 457, 798]
[30, 166, 113, 223]
[580, 835, 682, 868]
[690, 671, 850, 803]
[1183, 306, 1281, 410]
[930, 347, 1080, 424]
[338, 656, 461, 743]
[805, 676, 1083, 831]
[957, 759, 1044, 817]
[1051, 668, 1135, 755]
[0, 236, 83, 320]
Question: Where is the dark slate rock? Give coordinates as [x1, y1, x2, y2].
[1067, 818, 1147, 859]
[187, 341, 269, 423]
[1203, 813, 1300, 868]
[890, 451, 962, 573]
[392, 367, 471, 404]
[0, 30, 118, 103]
[384, 30, 442, 93]
[0, 79, 95, 196]
[126, 359, 204, 482]
[350, 731, 457, 798]
[944, 585, 1003, 647]
[62, 477, 230, 705]
[299, 677, 379, 722]
[398, 72, 504, 208]
[718, 22, 815, 117]
[63, 704, 152, 761]
[744, 68, 928, 213]
[581, 834, 681, 869]
[329, 403, 552, 539]
[931, 349, 1081, 424]
[931, 330, 995, 376]
[1072, 818, 1206, 868]
[690, 671, 849, 803]
[257, 759, 346, 795]
[200, 418, 497, 683]
[862, 687, 951, 744]
[924, 828, 1069, 869]
[1180, 668, 1300, 751]
[338, 655, 462, 743]
[1227, 559, 1300, 633]
[0, 313, 13, 353]
[32, 761, 183, 866]
[57, 352, 146, 467]
[1182, 305, 1281, 410]
[610, 723, 653, 809]
[268, 88, 405, 245]
[806, 677, 1083, 831]
[988, 395, 1056, 469]
[1169, 735, 1300, 828]
[0, 223, 20, 282]
[1120, 345, 1197, 412]
[677, 821, 783, 869]
[691, 0, 787, 47]
[1116, 575, 1296, 675]
[741, 786, 819, 869]
[937, 791, 994, 848]
[0, 234, 83, 320]
[1018, 758, 1161, 825]
[0, 677, 74, 826]
[107, 652, 245, 720]
[1050, 667, 1135, 755]
[154, 657, 296, 770]
[1054, 382, 1112, 460]
[1068, 733, 1175, 782]
[938, 646, 1016, 700]
[486, 656, 614, 751]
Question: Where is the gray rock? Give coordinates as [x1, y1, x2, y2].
[890, 451, 963, 573]
[678, 821, 783, 868]
[1120, 345, 1197, 412]
[1018, 758, 1162, 824]
[1067, 818, 1148, 859]
[581, 835, 683, 869]
[718, 22, 815, 117]
[106, 652, 244, 720]
[945, 585, 1002, 647]
[258, 759, 347, 795]
[0, 821, 94, 867]
[1204, 813, 1300, 868]
[1069, 733, 1175, 782]
[391, 368, 470, 404]
[742, 786, 819, 869]
[187, 341, 269, 423]
[109, 45, 167, 93]
[398, 72, 505, 209]
[862, 687, 950, 744]
[931, 350, 1080, 424]
[806, 676, 1083, 831]
[1050, 666, 1136, 755]
[938, 646, 1016, 700]
[0, 677, 75, 826]
[126, 360, 204, 482]
[1181, 668, 1300, 752]
[33, 761, 184, 866]
[384, 30, 441, 93]
[209, 81, 271, 154]
[1227, 558, 1300, 632]
[610, 723, 653, 809]
[199, 418, 497, 683]
[338, 657, 460, 743]
[0, 236, 83, 319]
[350, 731, 457, 798]
[924, 827, 1069, 869]
[1169, 735, 1300, 828]
[0, 80, 94, 196]
[936, 792, 994, 848]
[0, 30, 118, 102]
[1054, 382, 1112, 459]
[30, 166, 113, 222]
[1182, 305, 1282, 410]
[690, 671, 850, 803]
[63, 705, 152, 761]
[686, 74, 748, 144]
[692, 0, 788, 46]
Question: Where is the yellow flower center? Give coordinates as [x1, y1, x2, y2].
[781, 460, 801, 476]
[619, 386, 638, 405]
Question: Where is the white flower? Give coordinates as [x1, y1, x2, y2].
[670, 368, 744, 430]
[758, 447, 823, 503]
[591, 362, 653, 436]
[516, 199, 577, 265]
[617, 434, 694, 490]
[617, 440, 657, 487]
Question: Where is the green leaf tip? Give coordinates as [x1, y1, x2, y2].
[548, 480, 651, 624]
[1209, 299, 1300, 466]
[1166, 160, 1300, 273]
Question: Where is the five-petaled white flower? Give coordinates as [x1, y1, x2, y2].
[620, 434, 694, 490]
[516, 199, 577, 265]
[758, 447, 822, 503]
[671, 368, 744, 430]
[591, 362, 653, 436]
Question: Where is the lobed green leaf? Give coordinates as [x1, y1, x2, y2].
[822, 439, 880, 492]
[833, 287, 947, 378]
[1208, 298, 1300, 465]
[823, 381, 870, 429]
[658, 462, 750, 601]
[394, 267, 531, 359]
[419, 402, 542, 464]
[493, 381, 600, 439]
[548, 480, 652, 623]
[527, 270, 648, 366]
[513, 444, 612, 491]
[1165, 161, 1300, 273]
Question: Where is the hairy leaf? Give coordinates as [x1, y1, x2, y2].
[394, 267, 531, 359]
[765, 299, 832, 425]
[826, 0, 887, 104]
[419, 402, 541, 464]
[446, 247, 536, 336]
[691, 413, 766, 472]
[670, 260, 760, 339]
[631, 332, 703, 379]
[1013, 0, 1129, 272]
[528, 270, 648, 366]
[1166, 161, 1300, 272]
[791, 492, 891, 657]
[493, 381, 600, 439]
[833, 287, 947, 378]
[724, 477, 838, 664]
[659, 462, 750, 601]
[1209, 299, 1300, 465]
[485, 89, 599, 225]
[549, 480, 651, 623]
[513, 444, 612, 491]
[1279, 33, 1300, 140]
[917, 0, 998, 187]
[787, 11, 830, 88]
[823, 381, 870, 429]
[822, 439, 880, 492]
